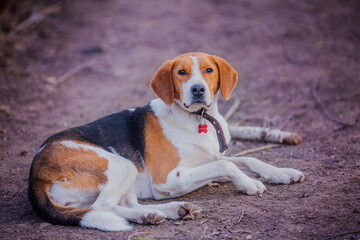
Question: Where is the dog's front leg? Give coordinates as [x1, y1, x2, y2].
[152, 160, 266, 199]
[223, 156, 305, 184]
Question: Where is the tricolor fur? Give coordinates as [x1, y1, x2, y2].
[28, 52, 305, 231]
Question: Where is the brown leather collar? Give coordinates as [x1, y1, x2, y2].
[193, 108, 228, 153]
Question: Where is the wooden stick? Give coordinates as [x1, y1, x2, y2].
[311, 80, 354, 128]
[55, 60, 95, 87]
[200, 219, 210, 225]
[229, 126, 302, 145]
[237, 210, 244, 223]
[221, 235, 243, 240]
[127, 232, 153, 240]
[353, 134, 360, 139]
[322, 230, 360, 240]
[278, 113, 294, 130]
[224, 98, 242, 120]
[14, 4, 61, 33]
[9, 189, 20, 199]
[232, 144, 280, 157]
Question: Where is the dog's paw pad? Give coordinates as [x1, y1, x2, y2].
[245, 179, 266, 195]
[297, 173, 305, 183]
[269, 168, 305, 184]
[141, 211, 166, 225]
[178, 202, 201, 220]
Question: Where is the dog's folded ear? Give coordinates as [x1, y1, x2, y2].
[151, 60, 176, 106]
[211, 56, 238, 100]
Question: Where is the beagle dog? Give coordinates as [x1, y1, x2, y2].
[28, 52, 305, 231]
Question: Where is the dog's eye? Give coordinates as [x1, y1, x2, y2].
[205, 68, 213, 73]
[178, 70, 187, 75]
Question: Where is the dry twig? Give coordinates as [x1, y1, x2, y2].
[220, 235, 243, 240]
[200, 219, 210, 225]
[321, 230, 360, 240]
[55, 60, 95, 87]
[224, 98, 242, 120]
[9, 189, 20, 199]
[232, 144, 280, 157]
[127, 232, 153, 240]
[311, 80, 354, 128]
[14, 4, 61, 33]
[278, 113, 294, 130]
[237, 210, 244, 223]
[353, 134, 360, 139]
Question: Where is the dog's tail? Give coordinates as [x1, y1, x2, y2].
[28, 178, 132, 231]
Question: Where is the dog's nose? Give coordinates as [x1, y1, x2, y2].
[191, 84, 205, 97]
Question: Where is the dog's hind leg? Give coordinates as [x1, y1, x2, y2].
[120, 191, 201, 220]
[86, 148, 166, 224]
[60, 141, 166, 226]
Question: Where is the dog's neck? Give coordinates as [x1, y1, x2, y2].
[165, 92, 227, 153]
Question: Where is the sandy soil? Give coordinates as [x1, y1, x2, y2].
[1, 0, 360, 239]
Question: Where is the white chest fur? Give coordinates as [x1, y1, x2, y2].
[150, 99, 230, 168]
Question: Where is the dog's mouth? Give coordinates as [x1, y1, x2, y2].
[183, 101, 212, 109]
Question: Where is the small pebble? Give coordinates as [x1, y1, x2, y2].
[79, 46, 103, 55]
[246, 234, 253, 240]
[39, 222, 52, 230]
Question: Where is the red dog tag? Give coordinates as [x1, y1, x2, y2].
[198, 124, 208, 134]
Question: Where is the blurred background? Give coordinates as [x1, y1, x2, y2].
[1, 0, 359, 239]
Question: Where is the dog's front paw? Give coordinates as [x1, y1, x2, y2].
[178, 202, 201, 220]
[139, 210, 166, 225]
[246, 179, 267, 195]
[266, 168, 305, 184]
[237, 178, 266, 195]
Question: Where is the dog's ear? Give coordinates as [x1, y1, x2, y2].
[151, 60, 177, 106]
[211, 56, 238, 100]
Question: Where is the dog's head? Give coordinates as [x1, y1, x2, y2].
[151, 52, 238, 112]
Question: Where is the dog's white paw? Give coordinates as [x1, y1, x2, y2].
[265, 168, 305, 184]
[138, 210, 166, 225]
[238, 178, 267, 195]
[178, 202, 201, 220]
[247, 178, 267, 195]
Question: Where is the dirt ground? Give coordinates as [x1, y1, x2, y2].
[1, 0, 360, 239]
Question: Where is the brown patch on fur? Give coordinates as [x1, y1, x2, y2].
[28, 179, 91, 225]
[32, 141, 108, 191]
[144, 113, 180, 184]
[135, 161, 144, 173]
[28, 140, 110, 225]
[31, 180, 51, 206]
